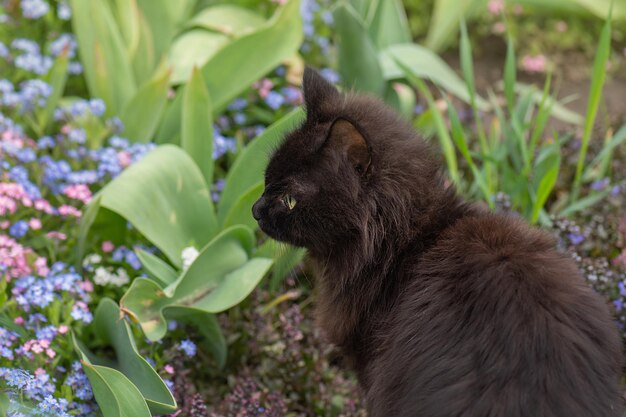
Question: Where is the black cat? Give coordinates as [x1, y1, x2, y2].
[252, 68, 623, 417]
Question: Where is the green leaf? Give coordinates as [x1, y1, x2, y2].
[73, 299, 176, 416]
[512, 82, 583, 125]
[0, 391, 9, 417]
[155, 92, 183, 145]
[93, 145, 217, 267]
[169, 29, 229, 85]
[121, 226, 271, 340]
[334, 2, 385, 95]
[120, 62, 171, 143]
[218, 108, 304, 223]
[178, 312, 227, 368]
[573, 10, 612, 199]
[76, 195, 102, 271]
[182, 68, 213, 185]
[186, 4, 265, 34]
[426, 0, 488, 52]
[135, 248, 178, 286]
[201, 0, 303, 111]
[383, 43, 488, 109]
[531, 149, 560, 223]
[583, 124, 626, 182]
[37, 50, 69, 134]
[367, 0, 411, 48]
[560, 189, 611, 217]
[70, 0, 136, 115]
[222, 182, 264, 230]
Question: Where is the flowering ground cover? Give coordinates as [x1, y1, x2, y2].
[1, 0, 625, 416]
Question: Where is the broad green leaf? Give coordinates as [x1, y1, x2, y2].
[121, 62, 171, 143]
[186, 4, 265, 34]
[383, 43, 488, 109]
[136, 0, 179, 63]
[121, 226, 270, 341]
[218, 109, 305, 224]
[70, 0, 136, 115]
[131, 8, 157, 84]
[37, 50, 69, 134]
[94, 145, 217, 267]
[334, 2, 385, 95]
[169, 29, 229, 85]
[182, 68, 213, 185]
[135, 248, 178, 286]
[222, 182, 264, 230]
[79, 363, 152, 417]
[87, 299, 177, 414]
[367, 0, 411, 48]
[426, 0, 488, 52]
[202, 0, 303, 111]
[0, 391, 8, 416]
[155, 92, 183, 145]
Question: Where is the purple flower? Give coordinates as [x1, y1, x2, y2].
[567, 233, 585, 246]
[320, 68, 340, 84]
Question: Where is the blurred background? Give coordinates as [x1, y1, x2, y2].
[0, 1, 625, 416]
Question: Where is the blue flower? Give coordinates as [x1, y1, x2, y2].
[21, 0, 50, 19]
[48, 33, 77, 58]
[67, 127, 86, 144]
[37, 136, 55, 148]
[567, 233, 585, 246]
[233, 112, 247, 125]
[179, 339, 197, 357]
[89, 98, 106, 116]
[12, 39, 40, 55]
[0, 42, 9, 59]
[265, 91, 285, 110]
[9, 221, 29, 238]
[213, 131, 236, 159]
[16, 148, 36, 163]
[57, 0, 71, 20]
[19, 79, 53, 110]
[227, 98, 247, 111]
[15, 52, 53, 75]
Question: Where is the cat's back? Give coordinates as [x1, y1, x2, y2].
[367, 211, 623, 417]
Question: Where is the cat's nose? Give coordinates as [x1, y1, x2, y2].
[252, 196, 265, 221]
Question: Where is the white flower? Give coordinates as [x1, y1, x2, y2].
[83, 253, 102, 266]
[93, 266, 130, 287]
[181, 246, 199, 271]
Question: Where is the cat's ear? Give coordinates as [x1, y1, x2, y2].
[303, 67, 340, 114]
[326, 118, 371, 175]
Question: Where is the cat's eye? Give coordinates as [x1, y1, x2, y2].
[282, 194, 297, 210]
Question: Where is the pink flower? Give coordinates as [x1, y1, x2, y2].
[14, 317, 24, 325]
[164, 365, 175, 375]
[46, 231, 67, 240]
[521, 54, 547, 73]
[555, 21, 568, 33]
[29, 218, 42, 230]
[46, 349, 56, 359]
[117, 151, 132, 167]
[102, 241, 115, 253]
[34, 257, 49, 276]
[488, 0, 504, 14]
[80, 280, 94, 292]
[254, 78, 274, 98]
[58, 325, 69, 334]
[58, 205, 82, 217]
[63, 184, 92, 204]
[34, 368, 46, 377]
[0, 220, 9, 229]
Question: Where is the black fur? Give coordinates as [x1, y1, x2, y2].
[252, 68, 624, 416]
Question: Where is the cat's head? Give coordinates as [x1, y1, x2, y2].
[252, 68, 440, 254]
